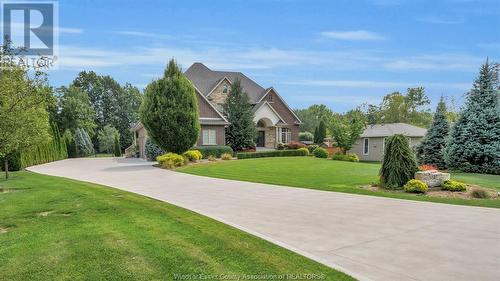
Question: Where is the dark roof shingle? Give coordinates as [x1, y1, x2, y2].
[184, 63, 266, 104]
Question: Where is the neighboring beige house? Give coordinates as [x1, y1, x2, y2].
[348, 123, 427, 162]
[130, 62, 302, 158]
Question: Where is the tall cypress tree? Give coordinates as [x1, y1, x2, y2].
[315, 120, 326, 144]
[224, 79, 256, 151]
[418, 97, 450, 169]
[445, 61, 500, 174]
[113, 135, 122, 157]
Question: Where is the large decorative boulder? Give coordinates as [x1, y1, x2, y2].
[415, 171, 451, 187]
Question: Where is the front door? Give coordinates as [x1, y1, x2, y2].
[256, 131, 265, 147]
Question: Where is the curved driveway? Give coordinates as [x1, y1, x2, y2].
[29, 158, 500, 281]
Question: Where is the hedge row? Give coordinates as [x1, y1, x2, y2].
[237, 149, 308, 159]
[20, 123, 68, 168]
[1, 123, 68, 171]
[192, 146, 233, 159]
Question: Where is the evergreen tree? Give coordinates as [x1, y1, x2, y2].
[140, 59, 200, 154]
[74, 128, 94, 157]
[417, 96, 450, 169]
[445, 61, 500, 174]
[314, 126, 319, 143]
[380, 134, 418, 189]
[224, 79, 256, 151]
[63, 130, 77, 158]
[314, 121, 326, 144]
[113, 135, 122, 157]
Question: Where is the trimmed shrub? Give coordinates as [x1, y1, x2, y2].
[331, 152, 359, 162]
[221, 153, 232, 160]
[404, 179, 428, 193]
[471, 188, 490, 199]
[332, 152, 348, 161]
[276, 143, 285, 150]
[297, 147, 310, 156]
[307, 144, 319, 154]
[286, 141, 306, 150]
[380, 134, 418, 189]
[207, 155, 216, 161]
[299, 131, 314, 142]
[145, 138, 165, 161]
[442, 180, 467, 192]
[157, 153, 186, 169]
[237, 149, 308, 159]
[312, 147, 328, 158]
[347, 153, 359, 162]
[193, 146, 233, 159]
[183, 150, 203, 162]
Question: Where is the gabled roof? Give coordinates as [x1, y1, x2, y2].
[184, 62, 266, 104]
[252, 101, 286, 125]
[361, 123, 427, 138]
[258, 87, 302, 124]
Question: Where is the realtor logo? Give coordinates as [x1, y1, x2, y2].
[1, 1, 58, 56]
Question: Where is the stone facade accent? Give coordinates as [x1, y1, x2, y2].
[415, 171, 451, 187]
[265, 127, 276, 148]
[208, 79, 231, 112]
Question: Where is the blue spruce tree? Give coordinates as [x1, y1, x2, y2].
[445, 61, 500, 174]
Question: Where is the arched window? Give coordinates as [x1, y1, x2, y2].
[222, 84, 228, 94]
[257, 120, 266, 128]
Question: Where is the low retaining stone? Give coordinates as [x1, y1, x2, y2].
[415, 171, 450, 187]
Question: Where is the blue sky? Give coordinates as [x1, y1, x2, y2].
[48, 0, 499, 111]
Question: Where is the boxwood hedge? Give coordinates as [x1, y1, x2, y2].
[237, 149, 308, 159]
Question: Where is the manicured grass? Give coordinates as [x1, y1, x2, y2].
[87, 153, 114, 158]
[0, 172, 353, 281]
[451, 172, 500, 191]
[179, 157, 500, 208]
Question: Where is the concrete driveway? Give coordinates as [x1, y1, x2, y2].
[29, 158, 500, 281]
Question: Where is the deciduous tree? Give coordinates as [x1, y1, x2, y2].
[0, 46, 51, 178]
[330, 109, 366, 153]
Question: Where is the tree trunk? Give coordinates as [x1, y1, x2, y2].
[4, 158, 9, 179]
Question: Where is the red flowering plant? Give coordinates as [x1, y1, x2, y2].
[419, 164, 438, 171]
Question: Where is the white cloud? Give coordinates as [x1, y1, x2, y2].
[115, 30, 174, 40]
[56, 44, 386, 71]
[321, 30, 386, 41]
[285, 80, 471, 90]
[417, 16, 463, 24]
[384, 54, 483, 71]
[291, 94, 381, 106]
[59, 27, 83, 34]
[1, 22, 83, 34]
[55, 39, 483, 76]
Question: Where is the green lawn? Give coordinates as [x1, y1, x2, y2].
[179, 157, 500, 208]
[0, 172, 352, 281]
